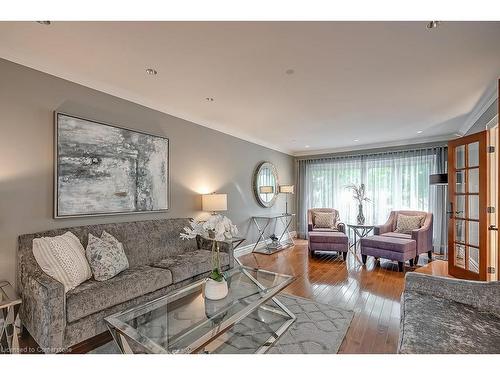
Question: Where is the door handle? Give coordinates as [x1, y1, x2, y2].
[489, 225, 498, 231]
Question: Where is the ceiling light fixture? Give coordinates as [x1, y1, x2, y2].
[146, 68, 158, 75]
[417, 130, 423, 134]
[205, 97, 215, 102]
[305, 145, 310, 148]
[285, 69, 295, 75]
[354, 139, 359, 142]
[36, 21, 51, 25]
[426, 21, 440, 29]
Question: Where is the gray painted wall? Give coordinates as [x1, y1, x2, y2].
[0, 58, 295, 286]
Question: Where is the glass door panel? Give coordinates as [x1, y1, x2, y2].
[468, 247, 480, 273]
[455, 145, 465, 169]
[468, 142, 479, 167]
[468, 168, 479, 193]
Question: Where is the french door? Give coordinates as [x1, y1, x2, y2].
[448, 131, 488, 280]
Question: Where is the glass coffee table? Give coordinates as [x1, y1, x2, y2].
[105, 266, 296, 354]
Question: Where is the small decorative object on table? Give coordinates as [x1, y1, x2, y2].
[346, 183, 371, 225]
[181, 215, 238, 300]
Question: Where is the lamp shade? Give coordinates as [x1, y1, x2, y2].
[279, 185, 295, 194]
[429, 173, 448, 185]
[202, 193, 227, 212]
[259, 186, 274, 194]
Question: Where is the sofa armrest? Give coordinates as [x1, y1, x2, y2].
[404, 272, 500, 316]
[337, 222, 346, 234]
[20, 270, 66, 353]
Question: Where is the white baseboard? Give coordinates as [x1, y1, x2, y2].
[234, 231, 297, 258]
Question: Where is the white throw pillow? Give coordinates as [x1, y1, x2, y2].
[32, 231, 92, 292]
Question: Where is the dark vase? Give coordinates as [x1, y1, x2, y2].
[357, 204, 365, 225]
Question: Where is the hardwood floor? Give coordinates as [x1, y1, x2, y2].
[19, 240, 448, 354]
[239, 239, 448, 354]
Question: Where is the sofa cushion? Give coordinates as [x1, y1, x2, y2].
[309, 231, 348, 244]
[400, 291, 500, 354]
[153, 250, 229, 283]
[381, 232, 412, 240]
[66, 265, 172, 323]
[361, 235, 415, 253]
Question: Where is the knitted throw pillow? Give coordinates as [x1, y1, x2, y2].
[395, 214, 424, 234]
[32, 231, 92, 292]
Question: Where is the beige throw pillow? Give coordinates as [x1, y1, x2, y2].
[32, 231, 92, 292]
[395, 214, 424, 234]
[313, 212, 335, 229]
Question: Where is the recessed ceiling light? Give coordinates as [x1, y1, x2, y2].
[146, 68, 158, 75]
[305, 145, 310, 148]
[354, 139, 359, 142]
[36, 21, 51, 25]
[417, 130, 423, 134]
[426, 21, 440, 29]
[205, 97, 215, 102]
[285, 69, 295, 75]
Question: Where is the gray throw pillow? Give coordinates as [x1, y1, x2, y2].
[86, 231, 129, 281]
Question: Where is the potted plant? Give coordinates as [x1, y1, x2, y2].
[345, 183, 371, 225]
[180, 215, 238, 300]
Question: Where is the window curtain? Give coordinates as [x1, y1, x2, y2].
[296, 145, 448, 254]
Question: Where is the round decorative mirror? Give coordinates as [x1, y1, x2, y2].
[253, 162, 279, 208]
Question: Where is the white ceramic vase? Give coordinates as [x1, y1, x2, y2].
[204, 278, 228, 300]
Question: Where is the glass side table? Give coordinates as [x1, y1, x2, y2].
[1, 280, 22, 354]
[346, 223, 375, 264]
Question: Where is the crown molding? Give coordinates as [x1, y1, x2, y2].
[293, 133, 455, 157]
[458, 81, 498, 136]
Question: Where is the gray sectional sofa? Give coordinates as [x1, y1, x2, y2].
[17, 218, 234, 353]
[399, 272, 500, 353]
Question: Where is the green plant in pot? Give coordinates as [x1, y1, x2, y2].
[180, 215, 238, 300]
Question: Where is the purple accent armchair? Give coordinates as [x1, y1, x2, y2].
[307, 208, 348, 260]
[307, 208, 346, 234]
[374, 210, 433, 262]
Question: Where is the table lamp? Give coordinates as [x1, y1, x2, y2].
[202, 193, 227, 215]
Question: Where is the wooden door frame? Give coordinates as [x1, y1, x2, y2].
[448, 130, 488, 280]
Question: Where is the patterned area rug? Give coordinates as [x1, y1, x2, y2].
[90, 294, 353, 354]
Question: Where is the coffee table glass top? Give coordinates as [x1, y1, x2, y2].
[105, 266, 295, 354]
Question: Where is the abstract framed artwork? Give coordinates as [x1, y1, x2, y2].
[54, 112, 169, 218]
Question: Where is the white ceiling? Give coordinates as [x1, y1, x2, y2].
[1, 21, 499, 155]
